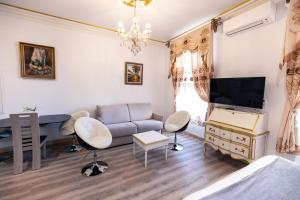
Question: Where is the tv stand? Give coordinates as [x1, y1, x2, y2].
[204, 107, 269, 163]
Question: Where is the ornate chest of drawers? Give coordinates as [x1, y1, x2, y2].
[204, 108, 269, 163]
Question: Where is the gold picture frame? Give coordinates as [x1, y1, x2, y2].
[125, 62, 143, 85]
[20, 42, 55, 79]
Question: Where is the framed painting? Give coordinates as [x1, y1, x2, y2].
[19, 42, 55, 79]
[125, 62, 143, 85]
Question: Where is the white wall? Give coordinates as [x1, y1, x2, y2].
[214, 2, 287, 153]
[0, 6, 169, 119]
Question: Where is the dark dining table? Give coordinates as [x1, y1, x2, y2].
[0, 114, 71, 174]
[0, 114, 71, 129]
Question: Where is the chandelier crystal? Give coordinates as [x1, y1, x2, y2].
[118, 0, 152, 56]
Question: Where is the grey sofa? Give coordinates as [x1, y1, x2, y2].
[96, 103, 163, 147]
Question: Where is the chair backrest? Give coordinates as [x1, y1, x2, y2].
[61, 111, 90, 135]
[10, 113, 41, 173]
[127, 103, 152, 121]
[164, 111, 190, 132]
[97, 104, 130, 124]
[75, 117, 112, 149]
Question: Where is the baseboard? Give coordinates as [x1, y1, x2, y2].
[186, 130, 204, 140]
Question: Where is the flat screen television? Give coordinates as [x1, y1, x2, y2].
[209, 77, 266, 109]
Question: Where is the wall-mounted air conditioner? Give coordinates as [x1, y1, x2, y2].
[223, 1, 276, 36]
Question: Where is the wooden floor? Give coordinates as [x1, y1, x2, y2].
[0, 133, 246, 200]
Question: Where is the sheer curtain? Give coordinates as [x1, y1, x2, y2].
[175, 51, 208, 125]
[295, 111, 300, 149]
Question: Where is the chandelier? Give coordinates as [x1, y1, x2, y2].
[118, 0, 152, 55]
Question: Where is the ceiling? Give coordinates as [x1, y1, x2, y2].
[0, 0, 242, 42]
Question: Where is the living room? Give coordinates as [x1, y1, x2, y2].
[0, 0, 299, 199]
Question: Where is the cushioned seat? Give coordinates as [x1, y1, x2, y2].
[106, 122, 137, 138]
[133, 120, 163, 133]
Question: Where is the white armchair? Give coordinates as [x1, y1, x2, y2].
[61, 111, 90, 153]
[164, 111, 190, 151]
[75, 117, 112, 176]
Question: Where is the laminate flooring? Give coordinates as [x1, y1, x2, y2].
[0, 133, 246, 200]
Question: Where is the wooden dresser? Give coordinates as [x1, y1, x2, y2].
[204, 108, 269, 163]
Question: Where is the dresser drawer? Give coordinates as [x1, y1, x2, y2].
[218, 140, 230, 151]
[206, 125, 219, 136]
[231, 132, 250, 146]
[230, 144, 249, 158]
[219, 129, 231, 140]
[205, 133, 219, 146]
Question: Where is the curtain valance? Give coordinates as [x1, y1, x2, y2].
[168, 24, 213, 79]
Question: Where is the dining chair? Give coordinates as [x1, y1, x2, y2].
[10, 113, 47, 174]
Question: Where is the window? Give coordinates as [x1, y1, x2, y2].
[175, 51, 208, 125]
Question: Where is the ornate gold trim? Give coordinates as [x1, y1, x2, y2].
[204, 141, 251, 163]
[252, 115, 260, 131]
[168, 0, 255, 42]
[1, 0, 264, 45]
[0, 2, 164, 44]
[206, 132, 250, 148]
[206, 120, 254, 133]
[209, 120, 253, 132]
[205, 121, 269, 137]
[123, 0, 152, 7]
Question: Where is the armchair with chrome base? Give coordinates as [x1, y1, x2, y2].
[164, 111, 190, 151]
[61, 111, 90, 153]
[75, 117, 112, 176]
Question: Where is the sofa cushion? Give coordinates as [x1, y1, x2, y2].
[128, 103, 152, 121]
[97, 104, 130, 124]
[133, 120, 163, 133]
[106, 122, 137, 138]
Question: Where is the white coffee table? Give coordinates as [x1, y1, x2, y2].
[133, 131, 170, 168]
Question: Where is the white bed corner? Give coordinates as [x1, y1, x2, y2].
[184, 155, 280, 200]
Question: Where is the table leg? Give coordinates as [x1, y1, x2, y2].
[165, 145, 168, 160]
[145, 151, 147, 168]
[133, 142, 136, 156]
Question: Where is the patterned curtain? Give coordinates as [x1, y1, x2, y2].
[168, 23, 214, 118]
[170, 66, 184, 107]
[277, 0, 300, 153]
[192, 24, 214, 118]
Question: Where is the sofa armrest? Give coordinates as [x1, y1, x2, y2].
[152, 113, 163, 122]
[96, 117, 105, 124]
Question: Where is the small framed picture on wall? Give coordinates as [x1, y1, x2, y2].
[124, 62, 143, 85]
[19, 42, 55, 79]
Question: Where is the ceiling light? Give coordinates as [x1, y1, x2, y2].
[118, 0, 152, 55]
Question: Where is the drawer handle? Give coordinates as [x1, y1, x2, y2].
[208, 137, 215, 142]
[236, 136, 246, 142]
[235, 148, 245, 153]
[209, 128, 215, 132]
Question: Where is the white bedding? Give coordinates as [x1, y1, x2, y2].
[184, 155, 279, 200]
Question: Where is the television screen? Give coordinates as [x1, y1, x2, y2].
[209, 77, 266, 109]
